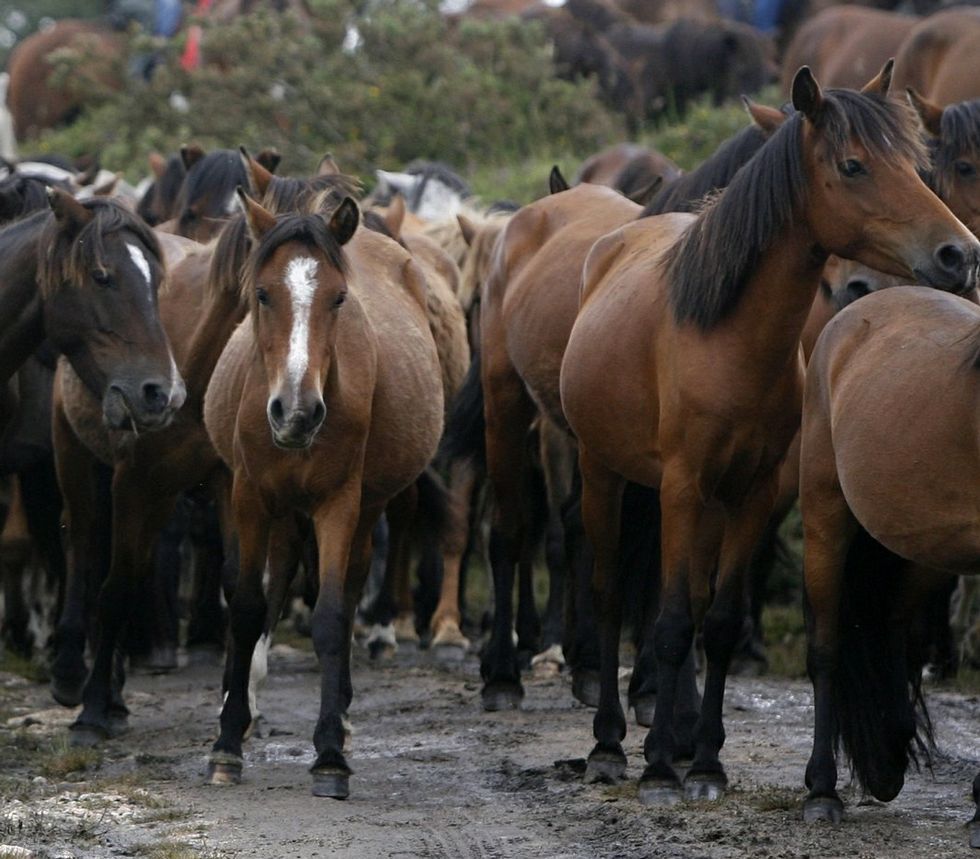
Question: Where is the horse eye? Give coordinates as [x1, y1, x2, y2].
[955, 160, 977, 178]
[92, 269, 111, 286]
[333, 291, 346, 309]
[838, 158, 865, 178]
[256, 287, 270, 306]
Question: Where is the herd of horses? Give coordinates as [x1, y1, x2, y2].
[3, 0, 980, 849]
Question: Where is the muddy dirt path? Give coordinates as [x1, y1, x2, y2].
[1, 641, 978, 858]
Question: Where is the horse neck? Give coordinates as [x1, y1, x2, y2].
[183, 286, 247, 414]
[0, 228, 43, 385]
[733, 220, 826, 372]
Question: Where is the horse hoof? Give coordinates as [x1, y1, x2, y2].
[50, 676, 85, 709]
[632, 695, 656, 728]
[684, 772, 727, 801]
[969, 821, 980, 848]
[107, 713, 129, 738]
[432, 643, 467, 663]
[69, 723, 108, 748]
[431, 622, 470, 652]
[571, 669, 600, 708]
[803, 795, 844, 824]
[393, 613, 419, 644]
[208, 753, 243, 785]
[481, 683, 523, 712]
[638, 778, 683, 806]
[584, 749, 627, 785]
[311, 770, 349, 799]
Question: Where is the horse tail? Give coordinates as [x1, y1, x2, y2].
[832, 526, 933, 802]
[440, 351, 485, 469]
[413, 466, 450, 548]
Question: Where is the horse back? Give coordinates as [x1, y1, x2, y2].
[893, 8, 980, 103]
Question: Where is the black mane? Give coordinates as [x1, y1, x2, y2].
[176, 149, 247, 231]
[262, 173, 362, 216]
[666, 89, 926, 330]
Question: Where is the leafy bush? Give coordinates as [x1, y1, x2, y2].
[31, 0, 621, 185]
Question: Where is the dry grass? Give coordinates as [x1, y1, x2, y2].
[38, 740, 101, 778]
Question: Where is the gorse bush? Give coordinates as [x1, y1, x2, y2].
[31, 0, 622, 185]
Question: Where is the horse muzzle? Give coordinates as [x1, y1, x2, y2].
[913, 239, 980, 296]
[267, 395, 326, 450]
[102, 375, 186, 433]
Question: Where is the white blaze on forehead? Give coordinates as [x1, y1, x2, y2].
[126, 242, 152, 289]
[285, 256, 320, 393]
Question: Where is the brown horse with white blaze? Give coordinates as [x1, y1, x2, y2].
[558, 64, 980, 804]
[204, 194, 443, 798]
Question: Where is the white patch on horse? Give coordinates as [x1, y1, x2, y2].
[248, 632, 271, 722]
[285, 256, 319, 396]
[126, 242, 152, 292]
[225, 189, 241, 216]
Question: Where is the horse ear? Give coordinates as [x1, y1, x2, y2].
[328, 197, 359, 247]
[47, 186, 94, 235]
[549, 165, 570, 195]
[236, 186, 276, 240]
[317, 153, 340, 176]
[383, 194, 406, 239]
[239, 145, 273, 198]
[860, 58, 893, 97]
[255, 148, 281, 174]
[180, 143, 206, 171]
[457, 213, 477, 246]
[75, 160, 100, 187]
[906, 88, 943, 137]
[93, 173, 120, 196]
[742, 95, 787, 136]
[792, 66, 824, 121]
[625, 174, 664, 206]
[148, 151, 167, 179]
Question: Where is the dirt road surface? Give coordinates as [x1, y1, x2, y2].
[1, 642, 978, 858]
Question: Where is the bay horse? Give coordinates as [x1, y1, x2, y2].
[204, 193, 443, 798]
[892, 7, 980, 105]
[780, 6, 918, 94]
[799, 285, 980, 842]
[458, 97, 787, 712]
[558, 64, 980, 804]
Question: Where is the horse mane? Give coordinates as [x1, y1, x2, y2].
[925, 98, 980, 198]
[176, 148, 246, 228]
[666, 89, 927, 330]
[137, 153, 185, 226]
[642, 122, 773, 216]
[0, 174, 51, 225]
[37, 198, 163, 299]
[262, 172, 362, 216]
[207, 214, 251, 301]
[241, 213, 347, 312]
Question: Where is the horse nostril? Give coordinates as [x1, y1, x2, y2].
[936, 242, 966, 273]
[269, 397, 285, 425]
[845, 278, 870, 299]
[142, 382, 168, 412]
[311, 399, 326, 426]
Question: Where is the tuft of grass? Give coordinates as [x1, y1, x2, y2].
[751, 786, 803, 812]
[0, 650, 50, 684]
[38, 740, 101, 778]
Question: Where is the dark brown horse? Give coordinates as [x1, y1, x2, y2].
[5, 20, 123, 140]
[799, 285, 980, 844]
[558, 65, 979, 804]
[204, 195, 443, 798]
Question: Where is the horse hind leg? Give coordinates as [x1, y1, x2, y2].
[430, 459, 474, 658]
[1, 477, 34, 657]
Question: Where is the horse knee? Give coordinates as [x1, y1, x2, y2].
[702, 607, 745, 665]
[654, 611, 694, 667]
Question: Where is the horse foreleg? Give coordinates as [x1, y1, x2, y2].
[70, 464, 177, 746]
[1, 477, 33, 656]
[309, 484, 370, 799]
[579, 451, 628, 785]
[209, 475, 270, 785]
[430, 459, 473, 654]
[685, 483, 777, 801]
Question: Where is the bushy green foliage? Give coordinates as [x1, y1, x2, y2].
[31, 0, 620, 184]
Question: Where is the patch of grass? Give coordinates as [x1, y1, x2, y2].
[762, 603, 807, 679]
[751, 786, 802, 812]
[38, 740, 102, 778]
[135, 842, 225, 859]
[0, 650, 50, 684]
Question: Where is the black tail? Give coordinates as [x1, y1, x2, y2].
[414, 466, 450, 546]
[833, 526, 933, 802]
[440, 351, 485, 469]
